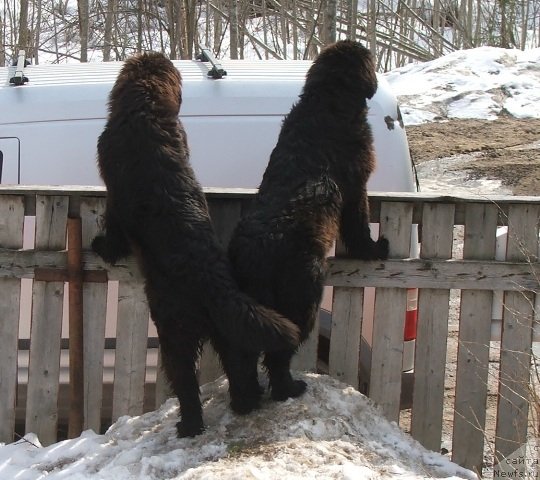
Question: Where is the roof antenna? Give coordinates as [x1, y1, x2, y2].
[10, 50, 30, 86]
[196, 47, 227, 80]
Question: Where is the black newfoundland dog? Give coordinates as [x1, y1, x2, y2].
[92, 52, 300, 437]
[227, 40, 389, 409]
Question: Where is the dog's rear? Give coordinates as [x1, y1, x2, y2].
[92, 52, 300, 436]
[228, 40, 388, 403]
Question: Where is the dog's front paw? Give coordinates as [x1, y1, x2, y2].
[347, 236, 389, 261]
[374, 236, 389, 260]
[91, 235, 117, 265]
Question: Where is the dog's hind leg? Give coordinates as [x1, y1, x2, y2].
[159, 331, 204, 437]
[211, 337, 262, 415]
[263, 348, 307, 401]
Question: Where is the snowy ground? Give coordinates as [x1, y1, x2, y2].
[385, 46, 540, 126]
[0, 374, 475, 480]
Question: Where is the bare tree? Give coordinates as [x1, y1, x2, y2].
[16, 0, 30, 55]
[78, 0, 89, 61]
[229, 0, 239, 58]
[0, 5, 5, 65]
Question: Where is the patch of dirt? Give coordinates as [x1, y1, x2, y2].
[407, 117, 540, 195]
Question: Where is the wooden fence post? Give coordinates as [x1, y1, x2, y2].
[0, 195, 25, 443]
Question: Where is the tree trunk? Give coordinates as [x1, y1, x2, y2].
[323, 0, 337, 44]
[17, 0, 30, 55]
[0, 6, 5, 66]
[229, 0, 239, 58]
[78, 0, 89, 62]
[103, 0, 117, 61]
[347, 0, 358, 40]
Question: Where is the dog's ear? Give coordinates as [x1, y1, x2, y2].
[356, 57, 378, 100]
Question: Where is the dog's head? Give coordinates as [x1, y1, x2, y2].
[304, 40, 377, 100]
[109, 52, 182, 118]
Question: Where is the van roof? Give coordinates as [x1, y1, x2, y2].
[0, 59, 398, 124]
[0, 60, 313, 123]
[1, 59, 314, 86]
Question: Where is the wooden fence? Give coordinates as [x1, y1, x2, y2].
[0, 185, 539, 476]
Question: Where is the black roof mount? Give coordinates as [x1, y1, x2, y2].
[9, 50, 30, 86]
[196, 47, 227, 80]
[10, 50, 30, 86]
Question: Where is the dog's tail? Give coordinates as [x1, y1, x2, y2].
[204, 269, 300, 352]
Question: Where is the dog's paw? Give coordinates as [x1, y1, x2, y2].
[348, 236, 389, 261]
[230, 395, 261, 415]
[91, 235, 118, 265]
[176, 419, 204, 438]
[374, 236, 389, 260]
[271, 379, 307, 401]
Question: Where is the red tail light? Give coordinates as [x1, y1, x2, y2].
[404, 288, 418, 341]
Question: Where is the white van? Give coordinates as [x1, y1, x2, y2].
[0, 53, 419, 398]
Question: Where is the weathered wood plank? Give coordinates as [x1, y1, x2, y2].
[494, 204, 539, 475]
[155, 349, 173, 408]
[327, 257, 540, 291]
[0, 195, 25, 443]
[111, 280, 149, 421]
[452, 203, 498, 473]
[26, 195, 69, 445]
[291, 314, 319, 372]
[80, 197, 108, 432]
[2, 185, 540, 205]
[4, 250, 540, 292]
[411, 203, 455, 452]
[328, 287, 364, 388]
[369, 202, 413, 423]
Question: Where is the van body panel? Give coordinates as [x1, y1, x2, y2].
[0, 60, 415, 192]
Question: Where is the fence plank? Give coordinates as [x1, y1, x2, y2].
[80, 197, 108, 432]
[494, 204, 539, 475]
[4, 250, 540, 292]
[26, 195, 69, 445]
[411, 203, 455, 451]
[291, 315, 319, 372]
[452, 203, 498, 473]
[112, 280, 149, 421]
[369, 202, 413, 422]
[329, 287, 364, 388]
[0, 195, 25, 443]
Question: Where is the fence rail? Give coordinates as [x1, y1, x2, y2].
[0, 186, 539, 476]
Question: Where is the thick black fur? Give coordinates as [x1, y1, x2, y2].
[227, 40, 389, 408]
[91, 52, 300, 437]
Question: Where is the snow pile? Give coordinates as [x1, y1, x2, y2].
[0, 374, 475, 479]
[385, 46, 540, 124]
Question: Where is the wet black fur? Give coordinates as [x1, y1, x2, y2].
[227, 40, 389, 407]
[91, 52, 300, 437]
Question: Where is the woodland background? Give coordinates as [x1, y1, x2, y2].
[1, 0, 540, 69]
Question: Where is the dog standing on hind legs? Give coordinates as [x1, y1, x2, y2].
[91, 52, 300, 437]
[227, 40, 389, 408]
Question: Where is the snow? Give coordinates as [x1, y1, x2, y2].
[0, 374, 475, 479]
[385, 46, 540, 125]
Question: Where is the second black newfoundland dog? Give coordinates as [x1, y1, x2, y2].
[227, 40, 389, 409]
[92, 52, 300, 437]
